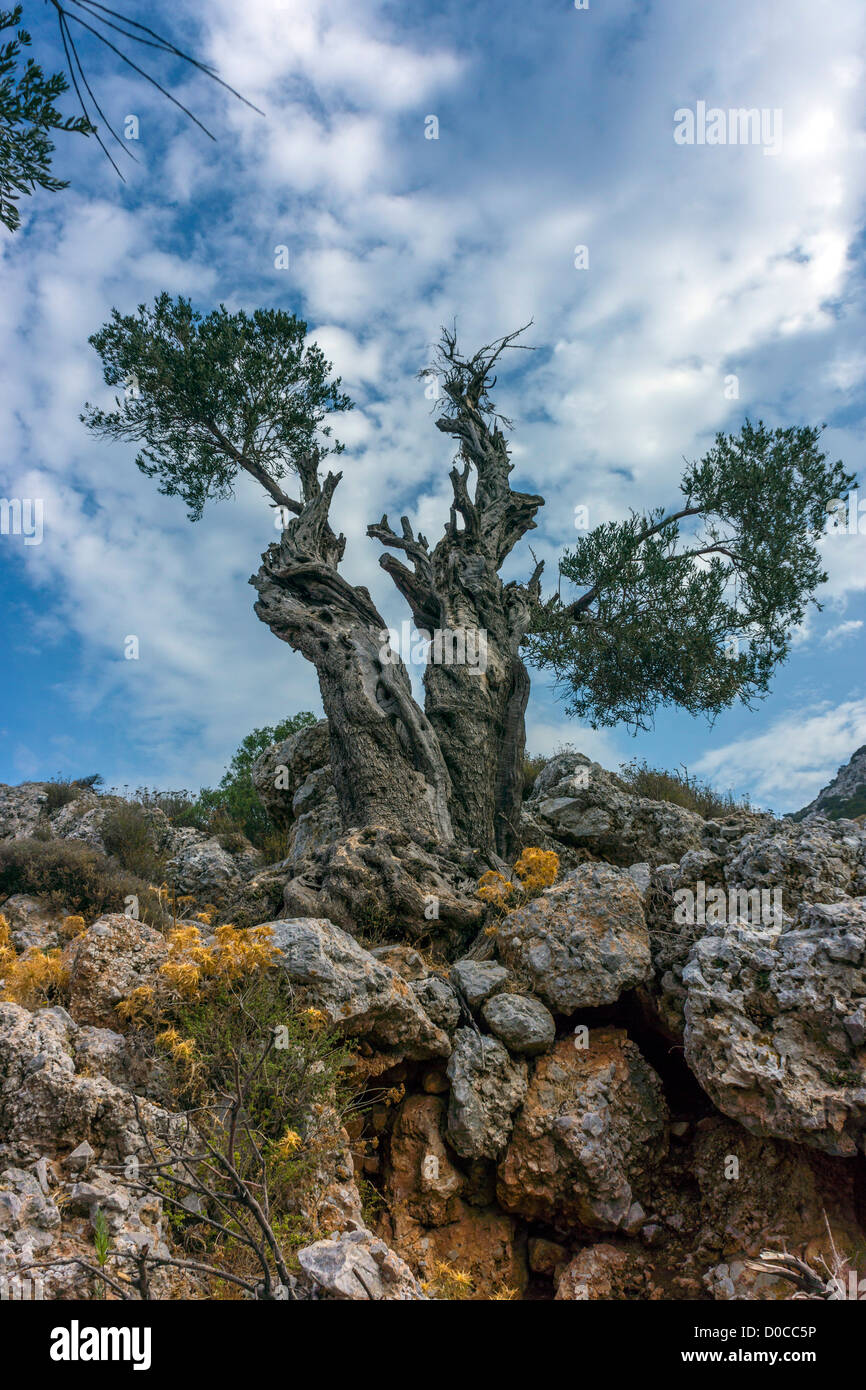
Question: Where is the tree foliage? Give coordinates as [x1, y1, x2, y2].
[83, 295, 353, 520]
[200, 712, 317, 846]
[0, 5, 91, 231]
[526, 421, 856, 730]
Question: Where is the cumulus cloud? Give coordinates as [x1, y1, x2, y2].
[694, 699, 866, 809]
[1, 0, 865, 789]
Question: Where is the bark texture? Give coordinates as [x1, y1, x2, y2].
[251, 459, 453, 845]
[369, 329, 543, 856]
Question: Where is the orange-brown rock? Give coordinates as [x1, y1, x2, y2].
[497, 1028, 668, 1232]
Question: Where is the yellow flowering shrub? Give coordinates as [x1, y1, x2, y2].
[1, 946, 67, 1009]
[475, 847, 559, 926]
[513, 847, 559, 894]
[61, 914, 87, 938]
[476, 870, 515, 910]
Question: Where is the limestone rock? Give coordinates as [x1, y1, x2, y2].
[61, 914, 167, 1029]
[497, 1029, 668, 1231]
[0, 782, 49, 840]
[445, 1029, 528, 1160]
[266, 917, 450, 1059]
[683, 897, 866, 1154]
[527, 752, 704, 866]
[450, 959, 508, 1009]
[481, 992, 555, 1056]
[496, 863, 652, 1012]
[296, 1227, 428, 1300]
[1, 894, 66, 952]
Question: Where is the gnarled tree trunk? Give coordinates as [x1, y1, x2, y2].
[369, 329, 543, 857]
[251, 464, 454, 845]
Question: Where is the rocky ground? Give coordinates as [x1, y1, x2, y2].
[1, 729, 865, 1301]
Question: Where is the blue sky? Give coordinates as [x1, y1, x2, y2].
[1, 0, 865, 812]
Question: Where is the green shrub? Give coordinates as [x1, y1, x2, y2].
[617, 758, 752, 818]
[100, 802, 167, 881]
[42, 774, 103, 813]
[0, 837, 165, 923]
[522, 753, 548, 796]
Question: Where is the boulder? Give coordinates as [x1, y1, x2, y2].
[683, 897, 866, 1155]
[450, 959, 508, 1009]
[61, 913, 167, 1028]
[526, 752, 704, 866]
[481, 993, 555, 1056]
[496, 863, 652, 1012]
[265, 917, 450, 1059]
[296, 1226, 427, 1300]
[497, 1029, 668, 1231]
[445, 1029, 528, 1160]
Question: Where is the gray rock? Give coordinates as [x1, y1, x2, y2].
[497, 1029, 668, 1232]
[1, 894, 66, 952]
[297, 1227, 427, 1300]
[481, 992, 555, 1055]
[445, 1028, 527, 1160]
[450, 959, 508, 1009]
[683, 897, 866, 1154]
[527, 752, 704, 866]
[496, 862, 652, 1012]
[410, 975, 462, 1032]
[266, 917, 450, 1059]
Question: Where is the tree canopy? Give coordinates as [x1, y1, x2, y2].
[1, 3, 259, 231]
[0, 6, 91, 232]
[83, 294, 353, 520]
[525, 421, 855, 730]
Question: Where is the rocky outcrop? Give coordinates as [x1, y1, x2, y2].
[795, 744, 866, 821]
[524, 752, 705, 866]
[497, 1029, 668, 1232]
[723, 816, 866, 910]
[0, 783, 50, 840]
[683, 897, 866, 1155]
[266, 917, 451, 1059]
[495, 863, 652, 1012]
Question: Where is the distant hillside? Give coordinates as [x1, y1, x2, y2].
[793, 744, 866, 821]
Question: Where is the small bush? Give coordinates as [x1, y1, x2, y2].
[101, 802, 167, 881]
[0, 837, 165, 924]
[42, 774, 103, 813]
[617, 758, 751, 818]
[522, 753, 547, 796]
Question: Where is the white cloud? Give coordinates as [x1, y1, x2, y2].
[694, 699, 866, 809]
[821, 619, 864, 646]
[2, 0, 866, 789]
